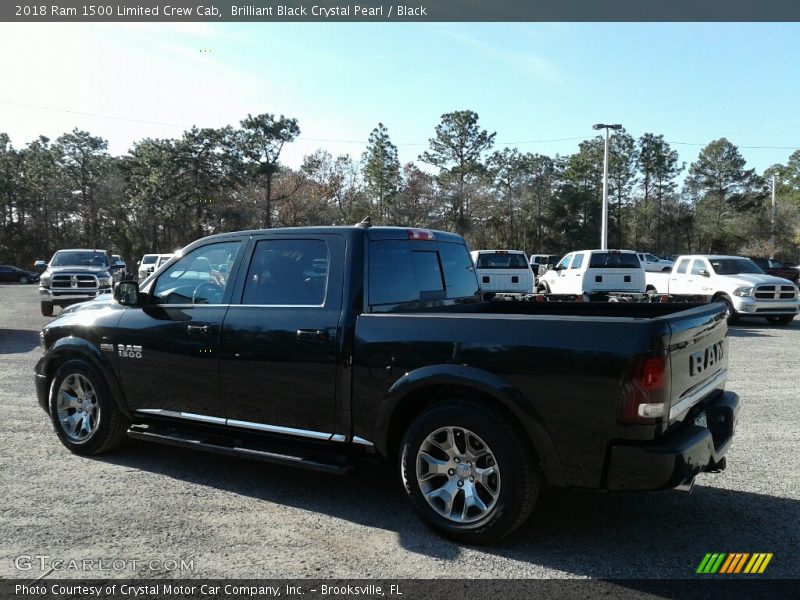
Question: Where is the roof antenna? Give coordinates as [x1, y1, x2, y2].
[355, 216, 371, 229]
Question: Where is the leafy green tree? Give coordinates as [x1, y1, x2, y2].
[560, 138, 604, 248]
[390, 163, 438, 228]
[685, 138, 766, 252]
[54, 129, 110, 247]
[607, 129, 637, 249]
[301, 150, 367, 225]
[18, 136, 65, 258]
[361, 123, 400, 224]
[420, 110, 495, 235]
[237, 113, 300, 228]
[635, 134, 683, 253]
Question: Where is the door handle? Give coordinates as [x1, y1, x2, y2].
[187, 324, 211, 334]
[296, 329, 329, 341]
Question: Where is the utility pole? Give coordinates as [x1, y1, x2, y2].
[770, 175, 776, 260]
[592, 123, 622, 250]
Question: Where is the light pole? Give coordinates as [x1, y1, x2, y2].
[593, 123, 622, 250]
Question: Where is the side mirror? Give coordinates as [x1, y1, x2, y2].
[34, 260, 47, 272]
[545, 263, 554, 270]
[114, 281, 143, 306]
[699, 269, 710, 277]
[137, 260, 141, 266]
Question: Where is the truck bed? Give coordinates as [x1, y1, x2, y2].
[353, 301, 728, 489]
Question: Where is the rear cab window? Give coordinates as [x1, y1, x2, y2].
[475, 252, 529, 269]
[368, 239, 479, 309]
[588, 252, 641, 269]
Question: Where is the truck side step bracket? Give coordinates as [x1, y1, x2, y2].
[127, 425, 354, 475]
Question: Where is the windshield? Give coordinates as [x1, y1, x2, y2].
[141, 255, 157, 265]
[709, 258, 763, 275]
[51, 251, 109, 268]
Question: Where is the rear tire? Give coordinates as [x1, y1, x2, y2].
[19, 275, 29, 284]
[49, 359, 130, 455]
[400, 399, 540, 544]
[536, 282, 550, 294]
[40, 301, 53, 316]
[766, 315, 794, 326]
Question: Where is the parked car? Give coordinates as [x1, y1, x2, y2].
[747, 257, 800, 284]
[528, 254, 562, 279]
[37, 249, 125, 316]
[35, 225, 739, 544]
[636, 252, 675, 272]
[537, 249, 645, 298]
[137, 253, 172, 281]
[470, 249, 535, 295]
[645, 255, 799, 325]
[0, 264, 40, 284]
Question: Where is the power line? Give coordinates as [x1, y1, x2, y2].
[2, 99, 798, 152]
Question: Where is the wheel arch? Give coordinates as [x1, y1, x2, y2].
[40, 337, 133, 420]
[375, 365, 567, 487]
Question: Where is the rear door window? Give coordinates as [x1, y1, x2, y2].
[675, 258, 690, 274]
[241, 239, 329, 306]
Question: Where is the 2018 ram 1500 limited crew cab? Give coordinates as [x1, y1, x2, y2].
[35, 226, 739, 543]
[645, 255, 799, 325]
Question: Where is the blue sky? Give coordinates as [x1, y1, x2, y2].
[1, 22, 798, 176]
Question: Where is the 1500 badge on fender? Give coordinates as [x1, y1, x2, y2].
[118, 344, 142, 359]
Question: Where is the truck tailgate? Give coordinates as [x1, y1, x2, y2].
[587, 268, 643, 293]
[666, 302, 728, 423]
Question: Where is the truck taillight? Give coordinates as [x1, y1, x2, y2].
[618, 352, 670, 424]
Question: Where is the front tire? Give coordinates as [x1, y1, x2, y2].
[49, 359, 130, 455]
[718, 296, 739, 325]
[19, 275, 29, 284]
[536, 282, 550, 294]
[40, 301, 53, 316]
[400, 400, 540, 544]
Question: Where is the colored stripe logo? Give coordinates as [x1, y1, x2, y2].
[697, 553, 773, 574]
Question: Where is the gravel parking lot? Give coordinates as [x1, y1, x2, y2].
[1, 283, 798, 580]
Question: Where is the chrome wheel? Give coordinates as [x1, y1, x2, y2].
[416, 426, 501, 523]
[56, 373, 100, 442]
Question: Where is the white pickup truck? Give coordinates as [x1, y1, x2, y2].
[645, 255, 799, 325]
[537, 249, 646, 298]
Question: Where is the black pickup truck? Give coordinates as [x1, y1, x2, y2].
[35, 225, 739, 543]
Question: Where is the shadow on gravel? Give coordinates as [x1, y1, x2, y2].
[95, 441, 798, 577]
[0, 329, 41, 354]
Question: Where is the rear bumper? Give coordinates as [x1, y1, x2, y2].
[605, 390, 739, 491]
